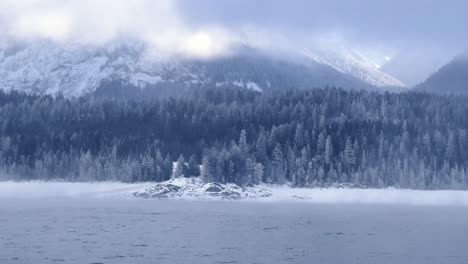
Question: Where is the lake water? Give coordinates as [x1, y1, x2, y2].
[1, 198, 468, 264]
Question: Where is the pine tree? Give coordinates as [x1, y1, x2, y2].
[272, 144, 285, 184]
[325, 135, 333, 165]
[255, 130, 268, 164]
[344, 137, 356, 172]
[187, 154, 201, 177]
[459, 130, 468, 166]
[294, 124, 304, 150]
[319, 114, 326, 130]
[239, 129, 249, 154]
[79, 150, 95, 181]
[378, 131, 385, 161]
[253, 162, 263, 185]
[305, 161, 314, 186]
[286, 146, 296, 181]
[353, 139, 360, 168]
[295, 165, 306, 187]
[316, 132, 326, 155]
[327, 165, 338, 185]
[173, 154, 186, 178]
[423, 132, 432, 155]
[446, 131, 458, 164]
[245, 157, 256, 186]
[399, 131, 410, 157]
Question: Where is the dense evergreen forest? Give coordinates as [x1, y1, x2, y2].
[1, 87, 468, 190]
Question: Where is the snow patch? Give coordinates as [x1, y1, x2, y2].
[246, 81, 262, 92]
[232, 80, 244, 88]
[230, 80, 262, 92]
[129, 73, 162, 87]
[302, 47, 407, 88]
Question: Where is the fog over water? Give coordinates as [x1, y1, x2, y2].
[2, 181, 468, 206]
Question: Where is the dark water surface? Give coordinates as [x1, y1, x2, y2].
[1, 198, 468, 264]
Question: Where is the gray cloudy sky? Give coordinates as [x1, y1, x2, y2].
[179, 0, 467, 46]
[178, 0, 468, 85]
[1, 0, 466, 85]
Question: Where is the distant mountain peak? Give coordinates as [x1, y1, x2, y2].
[415, 55, 468, 95]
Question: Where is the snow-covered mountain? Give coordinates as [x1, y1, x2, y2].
[302, 47, 406, 88]
[0, 39, 406, 97]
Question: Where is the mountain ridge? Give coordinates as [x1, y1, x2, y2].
[0, 39, 407, 97]
[414, 54, 468, 95]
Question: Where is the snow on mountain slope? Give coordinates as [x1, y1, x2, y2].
[302, 47, 407, 89]
[0, 40, 189, 97]
[0, 39, 406, 97]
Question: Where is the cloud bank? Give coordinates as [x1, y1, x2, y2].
[178, 0, 468, 85]
[0, 0, 236, 58]
[1, 0, 467, 83]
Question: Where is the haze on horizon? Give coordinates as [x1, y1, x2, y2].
[0, 0, 467, 86]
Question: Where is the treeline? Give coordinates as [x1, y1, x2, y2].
[0, 87, 468, 189]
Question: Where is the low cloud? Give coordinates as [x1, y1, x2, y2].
[0, 0, 236, 59]
[272, 188, 468, 206]
[0, 0, 399, 62]
[0, 0, 467, 83]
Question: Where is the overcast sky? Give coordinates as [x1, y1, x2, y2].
[178, 0, 468, 85]
[1, 0, 467, 85]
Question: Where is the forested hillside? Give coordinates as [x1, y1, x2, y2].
[1, 87, 467, 189]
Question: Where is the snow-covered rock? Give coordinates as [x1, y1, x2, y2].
[132, 178, 272, 200]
